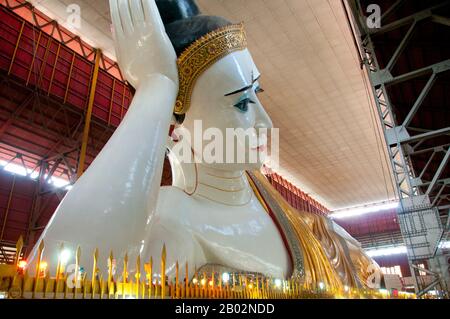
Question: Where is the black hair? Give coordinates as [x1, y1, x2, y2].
[155, 0, 232, 122]
[155, 0, 200, 24]
[165, 15, 231, 56]
[155, 0, 232, 56]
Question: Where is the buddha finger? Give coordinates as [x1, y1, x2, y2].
[130, 0, 145, 26]
[118, 0, 134, 34]
[109, 0, 123, 35]
[142, 0, 165, 32]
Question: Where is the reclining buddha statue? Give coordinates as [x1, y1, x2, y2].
[27, 0, 382, 291]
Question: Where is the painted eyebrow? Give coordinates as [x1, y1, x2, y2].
[224, 74, 261, 96]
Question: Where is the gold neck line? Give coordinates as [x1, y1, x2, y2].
[198, 182, 246, 193]
[195, 192, 252, 207]
[205, 171, 245, 180]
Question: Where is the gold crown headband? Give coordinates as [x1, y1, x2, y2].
[174, 23, 247, 115]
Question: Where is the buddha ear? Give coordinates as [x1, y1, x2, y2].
[142, 0, 167, 33]
[166, 133, 197, 195]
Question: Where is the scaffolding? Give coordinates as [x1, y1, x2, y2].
[345, 0, 450, 296]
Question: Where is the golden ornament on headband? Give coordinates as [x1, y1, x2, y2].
[174, 23, 248, 115]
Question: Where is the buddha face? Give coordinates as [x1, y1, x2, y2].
[180, 49, 273, 171]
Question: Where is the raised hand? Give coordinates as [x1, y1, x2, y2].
[26, 0, 180, 278]
[110, 0, 178, 88]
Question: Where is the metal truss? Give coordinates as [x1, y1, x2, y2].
[355, 231, 404, 249]
[0, 72, 114, 259]
[0, 72, 115, 174]
[0, 0, 125, 81]
[0, 2, 127, 264]
[0, 149, 69, 263]
[346, 0, 450, 295]
[0, 147, 110, 262]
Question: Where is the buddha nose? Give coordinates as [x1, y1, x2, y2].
[254, 99, 273, 130]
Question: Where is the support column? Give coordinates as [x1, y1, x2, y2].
[0, 175, 16, 242]
[346, 0, 449, 294]
[77, 49, 101, 178]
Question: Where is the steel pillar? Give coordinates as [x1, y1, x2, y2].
[346, 0, 449, 294]
[77, 49, 101, 178]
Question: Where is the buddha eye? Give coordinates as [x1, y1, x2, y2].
[234, 96, 255, 112]
[254, 85, 264, 94]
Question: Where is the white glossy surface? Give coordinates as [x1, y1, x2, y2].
[28, 0, 291, 280]
[27, 0, 178, 275]
[144, 48, 291, 280]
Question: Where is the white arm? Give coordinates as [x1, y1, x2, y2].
[27, 0, 178, 275]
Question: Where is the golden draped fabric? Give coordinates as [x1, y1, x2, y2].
[247, 170, 382, 290]
[302, 212, 359, 288]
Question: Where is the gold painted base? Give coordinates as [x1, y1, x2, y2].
[0, 237, 416, 300]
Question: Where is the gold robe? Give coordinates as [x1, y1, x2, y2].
[247, 170, 382, 290]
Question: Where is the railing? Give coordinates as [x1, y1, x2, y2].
[0, 241, 17, 264]
[0, 236, 416, 299]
